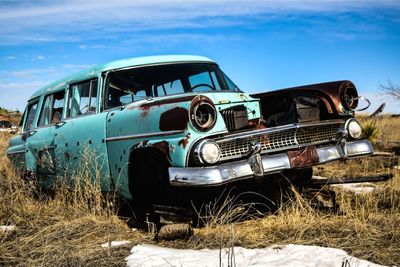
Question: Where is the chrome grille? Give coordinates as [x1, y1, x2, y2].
[215, 122, 342, 161]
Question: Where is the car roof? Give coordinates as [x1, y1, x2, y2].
[29, 55, 215, 100]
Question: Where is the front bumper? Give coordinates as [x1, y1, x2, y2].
[169, 140, 374, 187]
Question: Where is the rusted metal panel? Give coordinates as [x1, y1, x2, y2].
[287, 146, 319, 168]
[251, 80, 358, 116]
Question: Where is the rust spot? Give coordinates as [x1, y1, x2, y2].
[139, 106, 151, 117]
[127, 96, 196, 117]
[248, 118, 267, 130]
[178, 133, 191, 149]
[287, 146, 319, 168]
[152, 141, 171, 161]
[127, 105, 151, 117]
[141, 96, 196, 108]
[160, 107, 189, 131]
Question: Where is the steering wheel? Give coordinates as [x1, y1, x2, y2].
[191, 83, 214, 91]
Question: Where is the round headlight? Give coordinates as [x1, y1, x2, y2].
[190, 96, 217, 131]
[346, 119, 362, 139]
[199, 140, 221, 164]
[340, 83, 358, 111]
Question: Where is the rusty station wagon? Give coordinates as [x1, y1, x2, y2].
[7, 55, 373, 220]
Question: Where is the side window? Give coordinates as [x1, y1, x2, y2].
[67, 79, 98, 117]
[38, 95, 52, 126]
[38, 90, 66, 127]
[52, 91, 65, 123]
[24, 100, 39, 132]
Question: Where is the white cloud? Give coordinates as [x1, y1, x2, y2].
[0, 68, 57, 79]
[0, 0, 398, 45]
[2, 56, 17, 60]
[32, 55, 46, 61]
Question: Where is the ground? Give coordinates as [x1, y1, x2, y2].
[0, 115, 399, 266]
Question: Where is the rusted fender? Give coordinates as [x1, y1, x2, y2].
[251, 80, 358, 115]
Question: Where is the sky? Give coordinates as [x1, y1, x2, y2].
[0, 0, 399, 113]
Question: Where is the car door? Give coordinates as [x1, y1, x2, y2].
[22, 98, 40, 175]
[6, 103, 37, 174]
[54, 77, 111, 191]
[26, 89, 66, 188]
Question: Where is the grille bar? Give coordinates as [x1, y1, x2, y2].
[215, 121, 343, 161]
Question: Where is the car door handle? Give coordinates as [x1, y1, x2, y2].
[28, 130, 37, 136]
[56, 121, 67, 128]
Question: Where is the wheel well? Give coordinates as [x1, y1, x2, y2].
[128, 147, 170, 199]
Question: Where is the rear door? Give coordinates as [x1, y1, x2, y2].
[22, 98, 40, 174]
[6, 102, 38, 173]
[26, 89, 66, 188]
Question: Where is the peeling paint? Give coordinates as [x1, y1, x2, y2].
[178, 133, 191, 149]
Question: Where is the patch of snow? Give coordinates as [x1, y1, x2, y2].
[0, 225, 15, 232]
[126, 244, 385, 267]
[101, 240, 131, 248]
[331, 183, 377, 194]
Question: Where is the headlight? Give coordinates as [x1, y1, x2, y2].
[340, 82, 358, 111]
[346, 119, 362, 139]
[190, 95, 217, 131]
[196, 140, 221, 164]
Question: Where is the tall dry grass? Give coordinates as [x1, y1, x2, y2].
[177, 167, 400, 265]
[0, 132, 146, 266]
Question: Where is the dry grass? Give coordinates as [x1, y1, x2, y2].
[0, 132, 150, 266]
[180, 168, 400, 265]
[358, 115, 400, 144]
[0, 115, 399, 266]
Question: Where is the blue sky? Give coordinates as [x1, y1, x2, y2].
[0, 0, 399, 113]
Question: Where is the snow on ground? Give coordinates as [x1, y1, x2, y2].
[0, 225, 15, 232]
[126, 244, 385, 267]
[101, 240, 131, 248]
[330, 183, 377, 194]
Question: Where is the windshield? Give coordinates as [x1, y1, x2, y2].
[105, 63, 240, 109]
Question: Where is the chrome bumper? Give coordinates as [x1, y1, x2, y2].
[169, 140, 374, 187]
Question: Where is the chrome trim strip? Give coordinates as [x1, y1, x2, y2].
[169, 140, 373, 187]
[6, 150, 26, 155]
[105, 130, 185, 142]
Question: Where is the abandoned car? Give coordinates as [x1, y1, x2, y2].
[6, 55, 373, 219]
[0, 120, 17, 134]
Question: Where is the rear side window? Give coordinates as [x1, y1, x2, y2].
[38, 90, 65, 126]
[24, 100, 39, 132]
[67, 79, 98, 117]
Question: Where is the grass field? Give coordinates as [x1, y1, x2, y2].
[0, 116, 399, 266]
